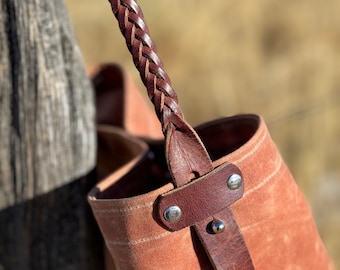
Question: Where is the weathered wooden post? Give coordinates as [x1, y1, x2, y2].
[0, 0, 102, 269]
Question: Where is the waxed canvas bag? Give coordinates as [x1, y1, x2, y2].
[88, 1, 335, 269]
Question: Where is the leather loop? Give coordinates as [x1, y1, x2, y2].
[195, 208, 255, 270]
[108, 0, 255, 268]
[157, 163, 244, 231]
[109, 0, 213, 187]
[165, 122, 213, 187]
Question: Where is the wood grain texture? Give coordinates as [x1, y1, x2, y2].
[0, 0, 101, 269]
[0, 0, 95, 210]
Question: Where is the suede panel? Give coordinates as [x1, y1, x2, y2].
[88, 115, 334, 269]
[224, 118, 333, 269]
[89, 164, 206, 269]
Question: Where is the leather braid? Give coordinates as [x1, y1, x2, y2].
[105, 4, 254, 267]
[109, 0, 184, 133]
[109, 0, 214, 189]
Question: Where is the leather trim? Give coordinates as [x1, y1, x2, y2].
[195, 208, 254, 270]
[104, 0, 256, 266]
[156, 163, 244, 231]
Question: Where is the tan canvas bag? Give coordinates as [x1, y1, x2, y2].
[88, 1, 334, 269]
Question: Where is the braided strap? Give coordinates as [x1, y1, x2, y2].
[107, 3, 254, 269]
[109, 0, 213, 186]
[110, 0, 183, 132]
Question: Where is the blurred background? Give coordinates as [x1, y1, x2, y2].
[65, 0, 340, 267]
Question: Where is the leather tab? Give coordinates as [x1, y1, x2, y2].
[109, 1, 255, 268]
[195, 208, 254, 270]
[165, 122, 214, 187]
[157, 163, 244, 231]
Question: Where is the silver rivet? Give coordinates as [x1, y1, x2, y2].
[227, 173, 242, 190]
[164, 206, 182, 223]
[211, 219, 225, 234]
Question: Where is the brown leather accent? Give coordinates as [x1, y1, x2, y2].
[107, 0, 254, 268]
[109, 0, 213, 187]
[109, 0, 181, 125]
[165, 121, 214, 187]
[157, 163, 244, 231]
[89, 114, 334, 269]
[195, 208, 254, 270]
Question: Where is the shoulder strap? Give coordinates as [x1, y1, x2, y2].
[109, 0, 213, 187]
[107, 1, 254, 269]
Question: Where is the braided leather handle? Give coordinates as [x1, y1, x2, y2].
[109, 0, 213, 186]
[107, 4, 255, 269]
[110, 0, 184, 133]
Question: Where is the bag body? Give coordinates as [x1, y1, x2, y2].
[89, 113, 334, 270]
[88, 0, 335, 268]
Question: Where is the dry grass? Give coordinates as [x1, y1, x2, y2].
[65, 0, 340, 266]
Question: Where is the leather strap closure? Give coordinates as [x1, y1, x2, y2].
[157, 163, 244, 231]
[108, 1, 255, 268]
[195, 208, 255, 270]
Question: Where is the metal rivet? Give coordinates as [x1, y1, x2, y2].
[211, 219, 225, 234]
[227, 173, 242, 190]
[164, 206, 182, 223]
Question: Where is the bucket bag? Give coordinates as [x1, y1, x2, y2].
[88, 1, 334, 269]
